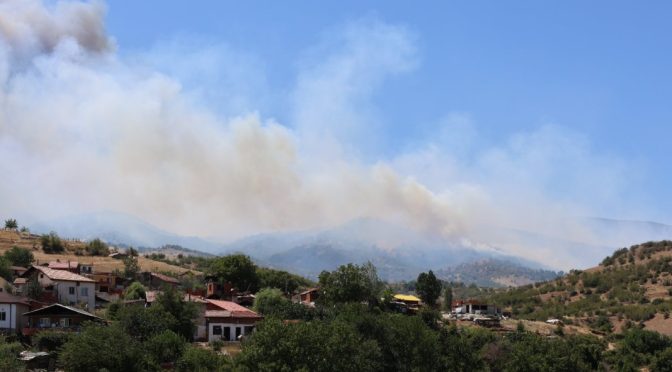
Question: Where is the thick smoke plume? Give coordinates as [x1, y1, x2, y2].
[0, 1, 649, 269]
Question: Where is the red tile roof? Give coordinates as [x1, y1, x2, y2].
[0, 292, 30, 305]
[33, 266, 94, 282]
[206, 299, 261, 318]
[48, 261, 79, 270]
[151, 272, 180, 284]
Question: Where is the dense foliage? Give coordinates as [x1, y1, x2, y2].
[416, 270, 442, 306]
[4, 246, 34, 267]
[40, 231, 64, 253]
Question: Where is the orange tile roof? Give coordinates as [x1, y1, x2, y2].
[206, 299, 261, 318]
[33, 266, 94, 282]
[150, 272, 179, 284]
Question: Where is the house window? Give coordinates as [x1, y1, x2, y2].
[68, 287, 75, 295]
[81, 287, 88, 296]
[60, 318, 70, 327]
[244, 326, 254, 335]
[212, 325, 222, 335]
[0, 311, 5, 321]
[224, 327, 231, 340]
[39, 318, 50, 327]
[235, 327, 242, 340]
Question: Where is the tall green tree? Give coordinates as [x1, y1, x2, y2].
[416, 270, 442, 306]
[208, 254, 259, 292]
[443, 286, 453, 311]
[253, 287, 288, 315]
[318, 262, 382, 305]
[25, 277, 43, 300]
[4, 246, 34, 267]
[123, 256, 140, 279]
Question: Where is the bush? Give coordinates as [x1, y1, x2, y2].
[144, 330, 186, 365]
[85, 238, 109, 256]
[41, 232, 64, 253]
[33, 330, 72, 351]
[176, 346, 229, 372]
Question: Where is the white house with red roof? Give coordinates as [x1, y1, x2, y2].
[205, 299, 262, 342]
[22, 266, 96, 311]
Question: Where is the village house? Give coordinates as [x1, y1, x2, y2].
[296, 288, 319, 305]
[184, 294, 209, 341]
[452, 299, 501, 317]
[0, 292, 30, 332]
[108, 252, 127, 260]
[143, 272, 180, 290]
[205, 277, 236, 299]
[90, 272, 124, 293]
[205, 299, 262, 342]
[10, 266, 27, 278]
[21, 266, 96, 311]
[21, 303, 103, 336]
[47, 260, 80, 274]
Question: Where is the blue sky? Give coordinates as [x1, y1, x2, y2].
[1, 0, 671, 266]
[104, 1, 672, 222]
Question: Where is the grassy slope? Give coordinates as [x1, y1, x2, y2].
[480, 240, 672, 335]
[0, 229, 198, 275]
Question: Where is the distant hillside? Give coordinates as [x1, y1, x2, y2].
[436, 258, 562, 288]
[30, 211, 223, 253]
[0, 229, 196, 275]
[139, 244, 215, 259]
[481, 240, 672, 336]
[222, 218, 548, 281]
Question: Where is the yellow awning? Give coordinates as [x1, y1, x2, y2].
[394, 294, 421, 302]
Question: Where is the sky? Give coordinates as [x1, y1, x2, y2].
[1, 1, 671, 268]
[104, 0, 672, 219]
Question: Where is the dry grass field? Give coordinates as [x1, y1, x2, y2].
[0, 229, 198, 275]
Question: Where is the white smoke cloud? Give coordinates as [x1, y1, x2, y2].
[0, 1, 651, 269]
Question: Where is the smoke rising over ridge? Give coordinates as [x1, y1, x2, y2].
[0, 1, 654, 269]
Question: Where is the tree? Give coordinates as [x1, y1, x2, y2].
[0, 337, 24, 371]
[443, 286, 453, 311]
[59, 323, 142, 371]
[208, 254, 259, 292]
[4, 246, 34, 267]
[85, 238, 109, 256]
[0, 257, 11, 281]
[318, 262, 382, 305]
[257, 267, 314, 295]
[253, 287, 288, 315]
[25, 277, 43, 300]
[3, 219, 17, 230]
[236, 318, 381, 372]
[123, 256, 140, 279]
[154, 286, 197, 341]
[416, 270, 442, 306]
[176, 346, 229, 372]
[117, 305, 176, 342]
[653, 347, 672, 372]
[123, 281, 146, 300]
[40, 232, 64, 253]
[144, 330, 186, 366]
